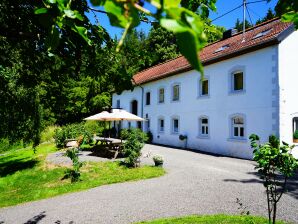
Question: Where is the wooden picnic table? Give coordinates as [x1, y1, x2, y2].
[93, 137, 125, 159]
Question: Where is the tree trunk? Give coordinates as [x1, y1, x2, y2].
[266, 188, 272, 224]
[272, 202, 277, 224]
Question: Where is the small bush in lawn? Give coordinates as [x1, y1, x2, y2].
[122, 128, 148, 168]
[63, 147, 84, 182]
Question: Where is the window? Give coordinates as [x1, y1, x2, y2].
[199, 78, 209, 96]
[146, 92, 151, 105]
[214, 44, 230, 53]
[232, 72, 244, 91]
[253, 28, 272, 39]
[172, 84, 180, 101]
[293, 117, 298, 140]
[158, 118, 164, 132]
[199, 117, 209, 136]
[116, 100, 120, 108]
[158, 88, 165, 103]
[172, 118, 179, 134]
[232, 116, 245, 138]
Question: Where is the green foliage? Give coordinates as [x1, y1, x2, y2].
[256, 8, 276, 25]
[54, 122, 93, 148]
[146, 131, 153, 143]
[36, 0, 220, 76]
[153, 155, 163, 167]
[274, 0, 298, 29]
[64, 148, 84, 182]
[0, 139, 24, 153]
[0, 143, 164, 207]
[136, 214, 287, 224]
[122, 128, 148, 167]
[234, 18, 252, 32]
[293, 130, 298, 139]
[40, 126, 58, 143]
[249, 134, 298, 224]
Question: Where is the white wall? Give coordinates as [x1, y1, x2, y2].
[278, 30, 298, 158]
[113, 46, 279, 159]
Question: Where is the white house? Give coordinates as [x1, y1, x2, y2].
[112, 19, 298, 159]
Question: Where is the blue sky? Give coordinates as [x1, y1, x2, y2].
[87, 0, 279, 38]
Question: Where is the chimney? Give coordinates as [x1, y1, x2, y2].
[222, 29, 237, 40]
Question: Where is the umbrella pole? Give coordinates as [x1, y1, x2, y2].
[109, 121, 111, 138]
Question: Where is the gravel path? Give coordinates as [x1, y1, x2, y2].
[0, 144, 297, 224]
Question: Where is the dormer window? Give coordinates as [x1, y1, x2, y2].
[214, 44, 230, 53]
[253, 28, 272, 39]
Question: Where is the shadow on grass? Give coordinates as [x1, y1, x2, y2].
[0, 158, 38, 177]
[224, 171, 298, 200]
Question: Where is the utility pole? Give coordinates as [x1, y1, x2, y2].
[242, 0, 246, 42]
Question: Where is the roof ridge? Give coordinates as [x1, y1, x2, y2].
[135, 18, 282, 77]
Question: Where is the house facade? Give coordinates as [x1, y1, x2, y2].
[112, 19, 298, 159]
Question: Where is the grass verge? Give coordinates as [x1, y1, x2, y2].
[0, 143, 165, 208]
[136, 214, 287, 224]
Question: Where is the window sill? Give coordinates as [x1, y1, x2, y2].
[145, 104, 151, 107]
[197, 95, 210, 99]
[158, 102, 165, 105]
[171, 100, 180, 103]
[197, 135, 210, 139]
[229, 90, 246, 96]
[171, 132, 179, 135]
[227, 138, 247, 143]
[158, 131, 165, 134]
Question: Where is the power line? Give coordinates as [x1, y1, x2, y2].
[246, 0, 267, 5]
[246, 5, 254, 25]
[211, 4, 243, 22]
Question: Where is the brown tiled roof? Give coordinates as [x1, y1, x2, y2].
[133, 18, 293, 85]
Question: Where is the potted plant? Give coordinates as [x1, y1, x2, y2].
[179, 134, 187, 141]
[293, 130, 298, 143]
[153, 155, 164, 167]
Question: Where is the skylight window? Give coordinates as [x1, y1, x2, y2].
[214, 44, 230, 53]
[253, 28, 272, 39]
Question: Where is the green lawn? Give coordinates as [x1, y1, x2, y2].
[136, 214, 287, 224]
[0, 143, 165, 208]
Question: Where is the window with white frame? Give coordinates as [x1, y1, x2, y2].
[146, 92, 151, 105]
[158, 88, 165, 103]
[172, 84, 180, 101]
[200, 78, 209, 96]
[199, 117, 209, 136]
[232, 71, 244, 92]
[231, 116, 245, 138]
[158, 118, 164, 132]
[172, 118, 179, 134]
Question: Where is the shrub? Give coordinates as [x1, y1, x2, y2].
[40, 126, 57, 143]
[146, 131, 153, 143]
[0, 139, 23, 153]
[122, 128, 148, 167]
[84, 121, 102, 135]
[153, 155, 163, 166]
[54, 122, 93, 148]
[63, 148, 84, 182]
[250, 134, 298, 224]
[293, 130, 298, 139]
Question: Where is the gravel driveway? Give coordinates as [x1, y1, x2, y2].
[0, 144, 297, 224]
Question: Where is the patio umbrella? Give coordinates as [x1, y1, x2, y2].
[109, 109, 145, 121]
[84, 111, 114, 138]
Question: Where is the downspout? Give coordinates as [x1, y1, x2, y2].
[132, 78, 144, 131]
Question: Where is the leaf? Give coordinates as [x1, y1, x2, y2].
[45, 26, 60, 51]
[73, 26, 92, 45]
[104, 1, 140, 28]
[64, 9, 76, 19]
[282, 11, 298, 29]
[90, 0, 106, 6]
[35, 8, 48, 14]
